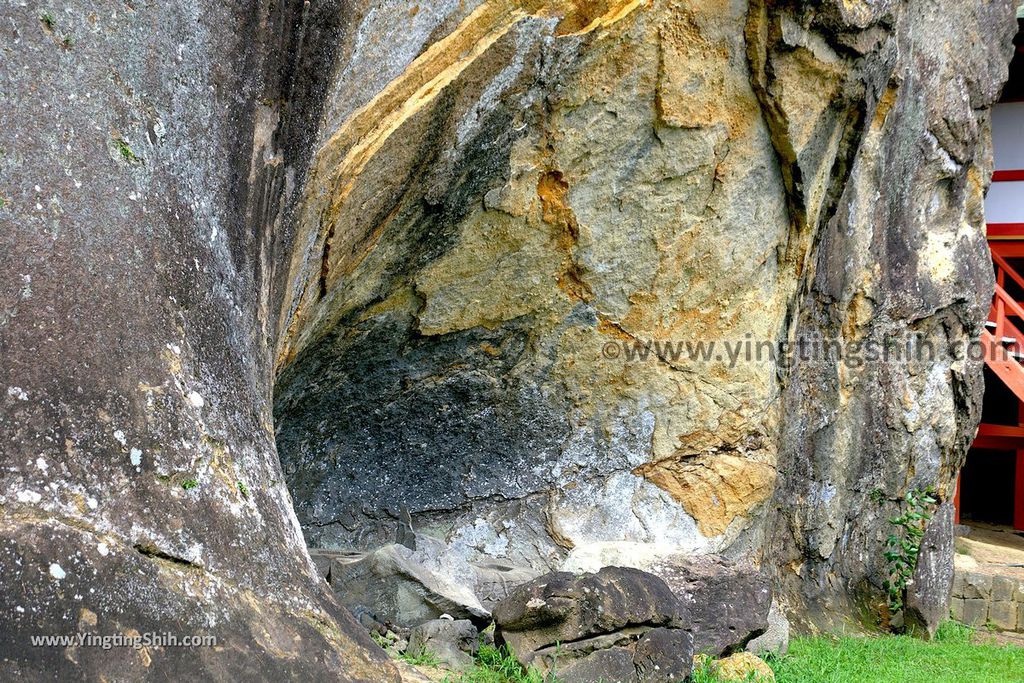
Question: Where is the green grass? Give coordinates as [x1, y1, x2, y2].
[770, 622, 1024, 683]
[441, 644, 550, 683]
[399, 645, 442, 668]
[398, 623, 1024, 683]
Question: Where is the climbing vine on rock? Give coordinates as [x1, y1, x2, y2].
[882, 487, 938, 623]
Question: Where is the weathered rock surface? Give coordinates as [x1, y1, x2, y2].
[0, 0, 396, 679]
[266, 0, 1018, 636]
[563, 543, 772, 654]
[1, 0, 1019, 678]
[493, 567, 693, 682]
[326, 542, 490, 627]
[658, 555, 772, 655]
[746, 601, 790, 657]
[904, 503, 956, 638]
[713, 651, 775, 682]
[316, 531, 540, 627]
[407, 618, 480, 670]
[764, 1, 1018, 627]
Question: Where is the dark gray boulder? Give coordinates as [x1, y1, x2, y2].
[563, 547, 772, 655]
[326, 543, 489, 627]
[493, 567, 693, 682]
[652, 556, 773, 655]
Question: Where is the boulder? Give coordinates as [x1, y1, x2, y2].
[407, 619, 479, 670]
[472, 561, 544, 611]
[715, 652, 775, 682]
[564, 544, 772, 655]
[646, 555, 772, 655]
[322, 529, 542, 628]
[309, 548, 356, 581]
[904, 503, 956, 638]
[493, 567, 693, 682]
[746, 601, 790, 657]
[327, 543, 489, 628]
[552, 629, 693, 683]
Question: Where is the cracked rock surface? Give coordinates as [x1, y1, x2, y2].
[0, 0, 395, 678]
[493, 566, 694, 682]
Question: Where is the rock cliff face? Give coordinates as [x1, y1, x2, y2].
[765, 0, 1016, 627]
[0, 0, 1017, 678]
[273, 0, 1016, 629]
[0, 0, 394, 679]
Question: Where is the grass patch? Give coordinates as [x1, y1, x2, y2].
[442, 644, 551, 683]
[392, 623, 1023, 683]
[770, 622, 1024, 683]
[399, 645, 442, 668]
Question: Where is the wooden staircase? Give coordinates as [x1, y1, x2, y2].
[960, 239, 1024, 532]
[981, 251, 1024, 403]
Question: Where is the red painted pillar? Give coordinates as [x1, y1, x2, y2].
[1016, 451, 1024, 531]
[954, 474, 961, 524]
[1016, 404, 1024, 531]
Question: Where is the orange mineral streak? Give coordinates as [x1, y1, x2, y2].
[275, 0, 646, 372]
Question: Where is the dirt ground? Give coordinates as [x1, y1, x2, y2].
[955, 522, 1024, 580]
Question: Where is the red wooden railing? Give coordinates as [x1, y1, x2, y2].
[982, 252, 1024, 402]
[973, 248, 1024, 531]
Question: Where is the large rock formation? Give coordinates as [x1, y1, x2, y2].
[272, 0, 1017, 631]
[0, 0, 394, 679]
[766, 1, 1017, 628]
[0, 0, 1018, 679]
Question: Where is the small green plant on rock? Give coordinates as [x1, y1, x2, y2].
[181, 479, 198, 490]
[114, 137, 141, 164]
[882, 487, 937, 621]
[40, 12, 55, 30]
[237, 481, 249, 498]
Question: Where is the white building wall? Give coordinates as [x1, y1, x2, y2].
[988, 101, 1024, 225]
